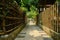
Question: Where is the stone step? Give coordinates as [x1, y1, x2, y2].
[43, 37, 53, 40]
[15, 38, 24, 40]
[20, 33, 26, 34]
[18, 33, 26, 35]
[16, 33, 26, 38]
[16, 36, 25, 38]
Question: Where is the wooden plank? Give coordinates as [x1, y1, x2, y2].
[6, 16, 23, 20]
[0, 15, 5, 17]
[2, 18, 6, 34]
[6, 23, 23, 33]
[8, 7, 19, 13]
[0, 15, 23, 19]
[5, 22, 21, 26]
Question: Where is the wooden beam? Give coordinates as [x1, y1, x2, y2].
[2, 18, 6, 34]
[6, 16, 23, 20]
[5, 22, 21, 26]
[0, 15, 23, 19]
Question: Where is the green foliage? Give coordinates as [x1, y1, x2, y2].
[58, 0, 60, 2]
[15, 0, 39, 9]
[20, 7, 28, 12]
[15, 0, 21, 5]
[15, 0, 39, 18]
[26, 10, 38, 18]
[26, 5, 38, 18]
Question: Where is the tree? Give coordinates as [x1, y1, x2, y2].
[15, 0, 21, 6]
[15, 0, 39, 11]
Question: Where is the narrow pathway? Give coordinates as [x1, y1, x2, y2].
[15, 25, 53, 40]
[15, 20, 53, 40]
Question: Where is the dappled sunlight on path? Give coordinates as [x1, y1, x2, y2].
[28, 30, 41, 37]
[15, 20, 53, 40]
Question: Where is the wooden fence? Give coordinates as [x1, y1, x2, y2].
[38, 2, 60, 40]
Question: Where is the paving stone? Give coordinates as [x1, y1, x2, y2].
[15, 21, 53, 40]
